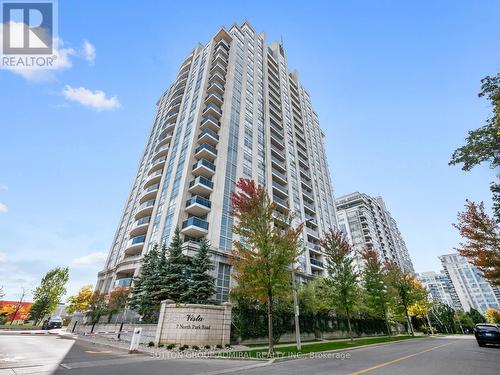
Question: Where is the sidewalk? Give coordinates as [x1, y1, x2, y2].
[246, 335, 391, 350]
[0, 328, 62, 335]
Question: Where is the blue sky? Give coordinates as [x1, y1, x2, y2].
[1, 0, 499, 301]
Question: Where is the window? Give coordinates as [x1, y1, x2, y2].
[216, 263, 231, 302]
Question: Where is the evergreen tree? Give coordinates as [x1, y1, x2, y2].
[160, 227, 190, 303]
[467, 308, 486, 324]
[183, 237, 216, 304]
[129, 245, 161, 322]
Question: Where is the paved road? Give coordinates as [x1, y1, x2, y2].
[0, 334, 498, 374]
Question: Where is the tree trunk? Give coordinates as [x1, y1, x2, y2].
[426, 313, 434, 335]
[384, 307, 391, 336]
[267, 290, 274, 356]
[346, 307, 354, 342]
[404, 306, 414, 336]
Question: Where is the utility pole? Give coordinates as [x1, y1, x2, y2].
[291, 271, 301, 351]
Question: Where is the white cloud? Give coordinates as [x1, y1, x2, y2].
[62, 85, 121, 111]
[0, 185, 7, 191]
[82, 40, 96, 65]
[0, 202, 8, 213]
[0, 252, 7, 263]
[72, 252, 107, 266]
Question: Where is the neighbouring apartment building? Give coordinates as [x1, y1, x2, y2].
[417, 271, 462, 311]
[439, 253, 500, 314]
[96, 22, 338, 302]
[335, 192, 415, 273]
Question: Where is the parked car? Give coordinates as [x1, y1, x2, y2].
[42, 316, 63, 330]
[474, 323, 500, 347]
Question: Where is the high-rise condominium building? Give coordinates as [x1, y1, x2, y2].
[96, 22, 338, 302]
[417, 271, 462, 311]
[335, 192, 414, 273]
[439, 253, 500, 313]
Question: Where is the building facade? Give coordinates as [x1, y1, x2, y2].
[96, 22, 338, 302]
[439, 253, 500, 314]
[335, 192, 414, 273]
[417, 271, 462, 311]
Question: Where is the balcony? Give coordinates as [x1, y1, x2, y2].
[181, 216, 209, 237]
[214, 44, 229, 58]
[197, 128, 219, 146]
[310, 258, 324, 269]
[272, 168, 287, 185]
[153, 144, 169, 160]
[144, 169, 162, 188]
[205, 91, 224, 106]
[203, 103, 222, 119]
[148, 157, 166, 175]
[130, 216, 150, 237]
[124, 235, 146, 255]
[185, 195, 211, 216]
[135, 199, 155, 219]
[200, 116, 221, 132]
[270, 134, 285, 149]
[157, 132, 173, 148]
[211, 62, 226, 75]
[301, 179, 313, 192]
[300, 167, 311, 180]
[271, 144, 286, 161]
[307, 227, 320, 240]
[209, 71, 225, 85]
[308, 242, 322, 254]
[189, 176, 214, 195]
[114, 277, 133, 288]
[215, 38, 230, 51]
[195, 142, 217, 161]
[273, 195, 288, 212]
[298, 155, 309, 169]
[192, 158, 216, 178]
[272, 181, 288, 198]
[303, 200, 316, 214]
[213, 52, 227, 66]
[302, 190, 314, 203]
[271, 156, 286, 172]
[160, 121, 176, 136]
[207, 81, 224, 95]
[139, 183, 159, 203]
[164, 111, 178, 124]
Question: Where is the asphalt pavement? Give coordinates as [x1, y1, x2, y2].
[0, 334, 498, 375]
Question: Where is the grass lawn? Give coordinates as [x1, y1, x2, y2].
[232, 335, 424, 358]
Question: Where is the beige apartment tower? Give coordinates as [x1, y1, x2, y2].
[97, 22, 338, 302]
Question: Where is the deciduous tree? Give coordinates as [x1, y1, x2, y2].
[66, 285, 94, 314]
[454, 200, 500, 285]
[362, 248, 391, 335]
[485, 307, 500, 323]
[30, 267, 69, 325]
[321, 228, 359, 342]
[230, 178, 302, 355]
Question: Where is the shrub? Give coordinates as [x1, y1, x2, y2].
[225, 344, 230, 348]
[216, 344, 223, 349]
[179, 344, 189, 351]
[204, 344, 211, 349]
[166, 344, 176, 350]
[158, 343, 164, 348]
[191, 345, 200, 350]
[148, 341, 155, 347]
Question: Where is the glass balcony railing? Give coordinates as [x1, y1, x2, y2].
[182, 217, 209, 230]
[115, 277, 133, 287]
[129, 235, 146, 246]
[198, 128, 219, 141]
[272, 181, 288, 194]
[186, 196, 211, 209]
[195, 143, 218, 156]
[189, 176, 214, 189]
[273, 195, 288, 208]
[310, 258, 324, 268]
[138, 199, 155, 210]
[272, 167, 287, 182]
[133, 216, 151, 227]
[143, 184, 159, 194]
[192, 159, 216, 172]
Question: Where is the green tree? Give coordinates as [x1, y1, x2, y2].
[362, 248, 391, 335]
[86, 291, 108, 324]
[430, 303, 456, 333]
[449, 73, 500, 222]
[321, 228, 359, 342]
[129, 245, 161, 322]
[160, 228, 190, 303]
[384, 262, 422, 335]
[30, 267, 69, 325]
[455, 312, 475, 331]
[230, 178, 302, 355]
[183, 237, 216, 304]
[467, 308, 486, 324]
